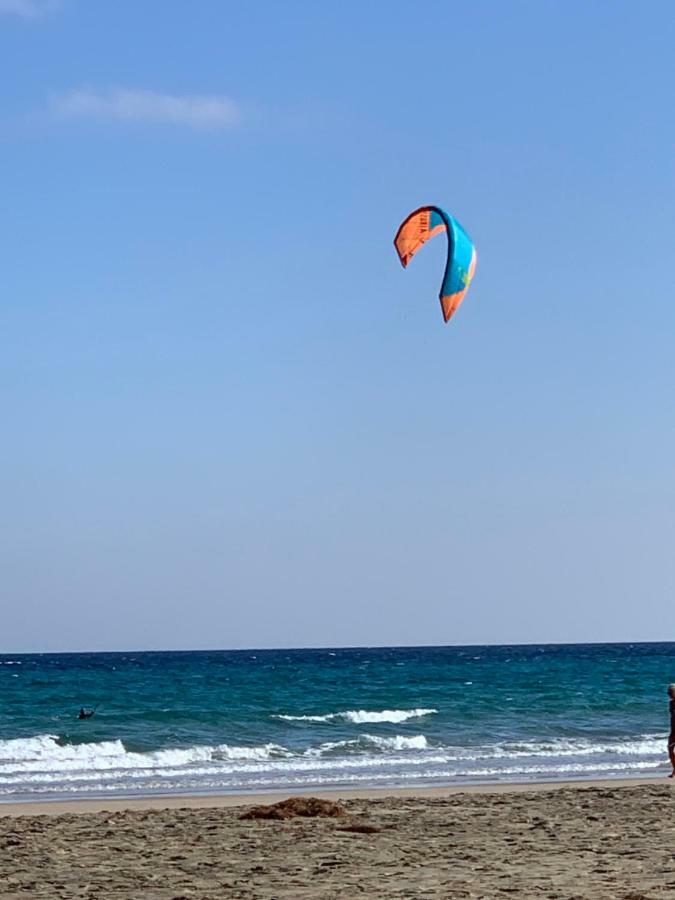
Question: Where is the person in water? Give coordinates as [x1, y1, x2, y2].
[78, 707, 94, 720]
[668, 684, 675, 777]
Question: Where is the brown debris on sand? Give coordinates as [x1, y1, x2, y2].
[240, 796, 346, 820]
[337, 822, 382, 834]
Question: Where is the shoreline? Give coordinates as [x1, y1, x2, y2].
[0, 774, 669, 816]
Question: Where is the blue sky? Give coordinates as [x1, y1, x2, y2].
[2, 1, 675, 651]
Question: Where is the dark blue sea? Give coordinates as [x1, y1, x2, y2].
[1, 643, 673, 802]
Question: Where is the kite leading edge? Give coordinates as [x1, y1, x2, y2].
[393, 206, 476, 323]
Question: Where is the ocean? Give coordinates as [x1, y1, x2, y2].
[0, 643, 673, 802]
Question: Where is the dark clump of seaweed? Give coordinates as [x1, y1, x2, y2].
[240, 797, 347, 821]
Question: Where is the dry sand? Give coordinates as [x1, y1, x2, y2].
[1, 780, 674, 898]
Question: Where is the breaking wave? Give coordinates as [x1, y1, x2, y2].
[304, 735, 429, 757]
[275, 708, 438, 724]
[0, 729, 668, 800]
[0, 735, 291, 778]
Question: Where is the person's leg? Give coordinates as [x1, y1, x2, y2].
[668, 740, 675, 777]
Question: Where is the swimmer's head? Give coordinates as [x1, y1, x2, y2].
[668, 684, 675, 699]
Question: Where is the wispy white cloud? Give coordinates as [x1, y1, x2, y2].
[52, 88, 241, 129]
[0, 0, 59, 18]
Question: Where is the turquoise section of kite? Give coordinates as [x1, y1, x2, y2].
[394, 206, 477, 322]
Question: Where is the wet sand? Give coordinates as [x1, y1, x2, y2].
[1, 780, 674, 898]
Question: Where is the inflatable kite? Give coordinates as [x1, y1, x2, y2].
[394, 206, 476, 323]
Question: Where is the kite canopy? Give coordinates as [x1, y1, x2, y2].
[394, 206, 476, 323]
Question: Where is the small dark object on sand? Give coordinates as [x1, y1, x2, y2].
[337, 823, 382, 834]
[240, 797, 346, 821]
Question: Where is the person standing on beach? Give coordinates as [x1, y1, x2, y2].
[668, 685, 675, 777]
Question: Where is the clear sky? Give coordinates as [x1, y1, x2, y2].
[2, 1, 675, 652]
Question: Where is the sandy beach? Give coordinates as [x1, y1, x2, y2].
[2, 779, 674, 898]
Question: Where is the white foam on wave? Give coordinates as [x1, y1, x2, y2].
[0, 729, 668, 798]
[363, 734, 428, 751]
[344, 709, 437, 724]
[212, 743, 290, 761]
[275, 714, 335, 723]
[8, 756, 667, 797]
[275, 708, 437, 724]
[454, 759, 664, 778]
[304, 734, 428, 757]
[0, 734, 127, 765]
[1, 730, 664, 775]
[488, 735, 666, 760]
[0, 734, 290, 777]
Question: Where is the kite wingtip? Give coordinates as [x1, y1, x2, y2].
[394, 247, 410, 269]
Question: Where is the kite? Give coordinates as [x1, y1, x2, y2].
[394, 206, 476, 323]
